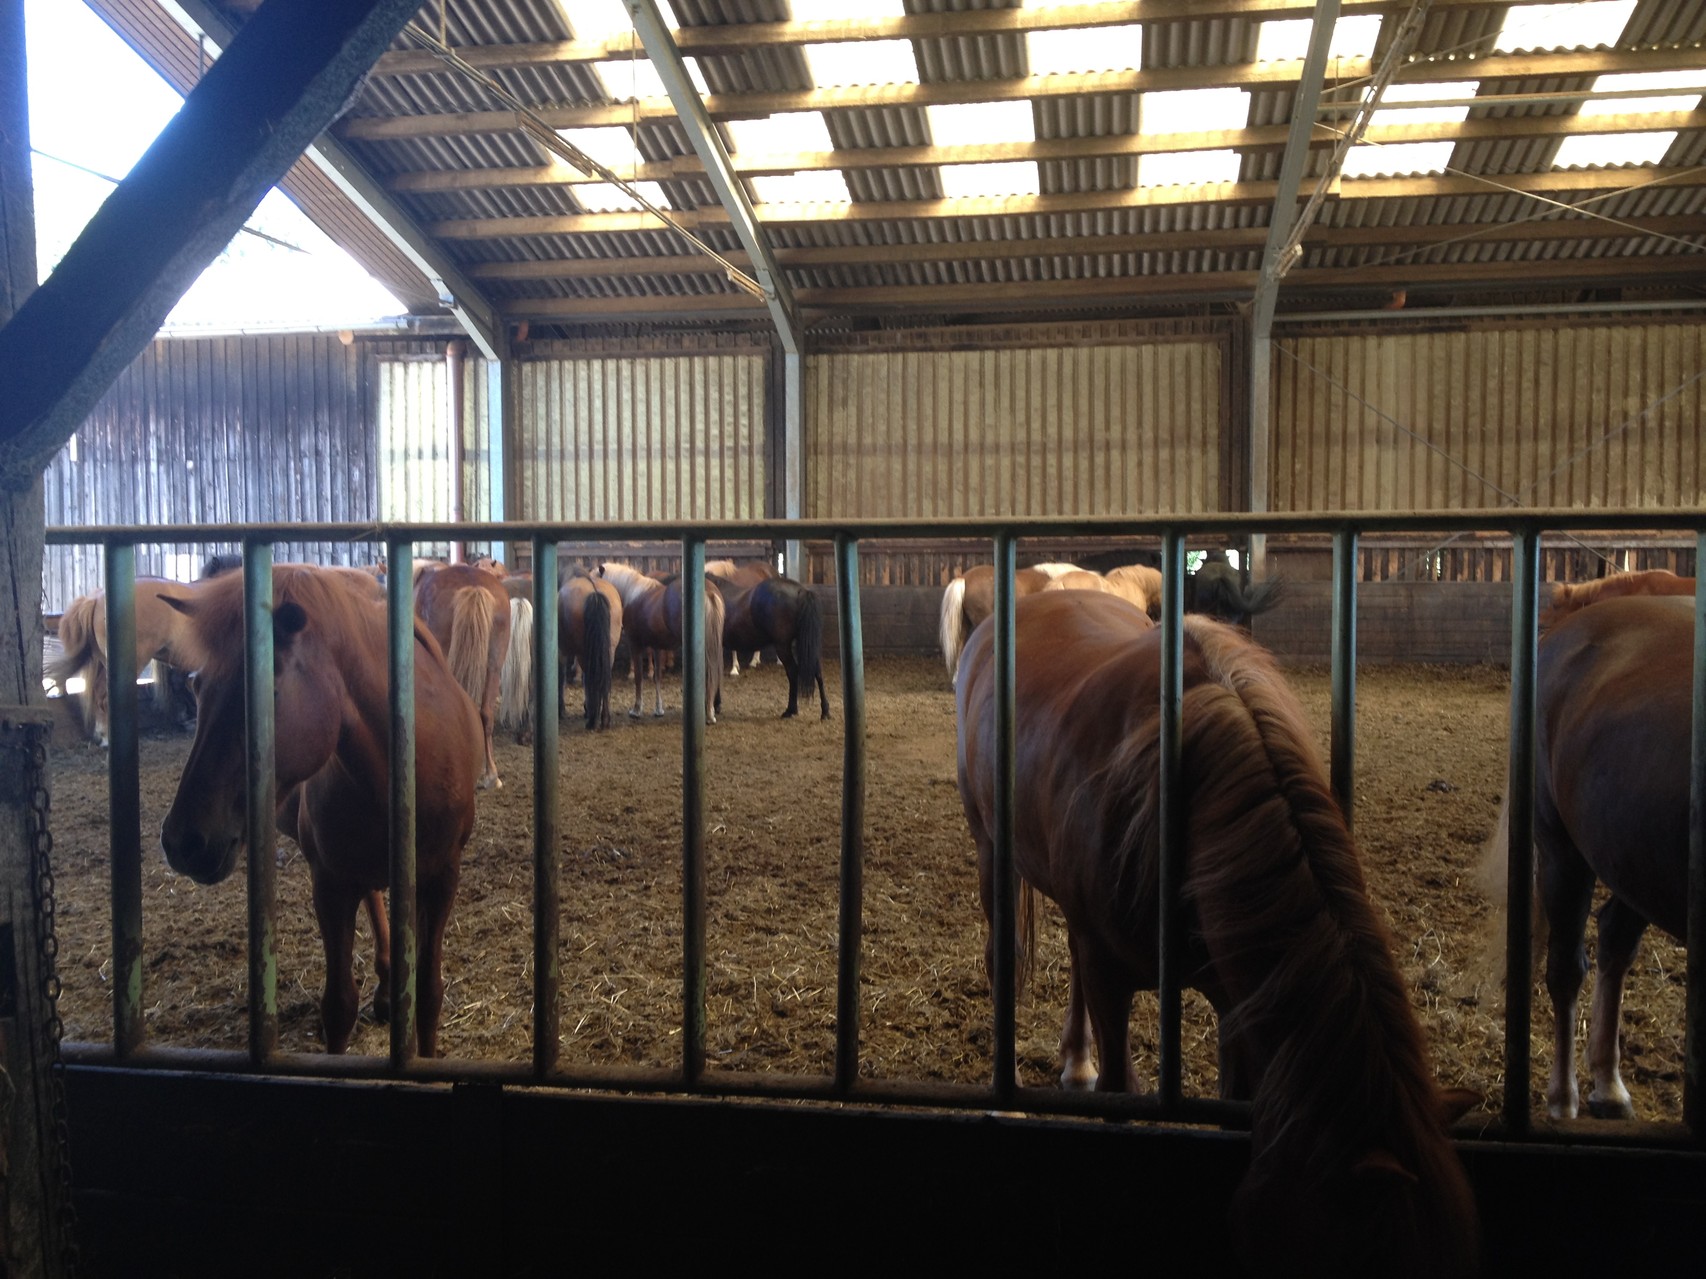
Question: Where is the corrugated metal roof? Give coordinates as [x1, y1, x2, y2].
[103, 0, 1706, 334]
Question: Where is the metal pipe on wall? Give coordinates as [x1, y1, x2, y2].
[446, 340, 465, 564]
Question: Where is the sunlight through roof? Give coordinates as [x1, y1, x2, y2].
[1340, 141, 1455, 179]
[591, 55, 708, 101]
[1024, 0, 1141, 75]
[928, 101, 1036, 147]
[1255, 15, 1381, 63]
[574, 180, 670, 214]
[1494, 1, 1635, 52]
[556, 0, 680, 44]
[555, 126, 643, 172]
[789, 0, 906, 19]
[1375, 81, 1478, 125]
[1578, 71, 1706, 116]
[750, 171, 854, 204]
[1553, 131, 1677, 167]
[803, 39, 919, 87]
[939, 161, 1041, 199]
[1138, 150, 1241, 187]
[724, 112, 836, 157]
[1139, 89, 1249, 135]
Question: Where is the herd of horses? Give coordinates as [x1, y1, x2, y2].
[49, 541, 1702, 1274]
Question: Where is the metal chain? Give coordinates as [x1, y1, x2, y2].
[22, 722, 78, 1277]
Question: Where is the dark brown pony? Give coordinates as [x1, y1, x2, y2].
[1540, 568, 1694, 630]
[938, 562, 1082, 676]
[558, 569, 622, 731]
[706, 570, 829, 720]
[159, 566, 481, 1056]
[598, 562, 724, 725]
[706, 558, 775, 674]
[956, 592, 1477, 1276]
[414, 563, 512, 790]
[48, 577, 200, 744]
[1485, 593, 1693, 1120]
[1184, 550, 1284, 627]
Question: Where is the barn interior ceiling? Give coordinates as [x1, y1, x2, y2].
[88, 0, 1706, 339]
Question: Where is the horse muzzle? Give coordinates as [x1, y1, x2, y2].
[159, 816, 244, 886]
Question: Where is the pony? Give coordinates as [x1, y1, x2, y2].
[1483, 593, 1693, 1120]
[558, 569, 622, 731]
[937, 562, 1083, 676]
[706, 558, 776, 674]
[203, 554, 387, 604]
[706, 569, 829, 720]
[413, 563, 513, 789]
[47, 577, 200, 744]
[1041, 563, 1164, 617]
[597, 562, 724, 725]
[1540, 568, 1694, 630]
[158, 566, 481, 1056]
[1185, 550, 1283, 627]
[955, 591, 1478, 1276]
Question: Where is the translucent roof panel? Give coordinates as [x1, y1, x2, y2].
[803, 39, 920, 87]
[1579, 71, 1706, 117]
[575, 180, 670, 213]
[1375, 81, 1479, 125]
[1137, 150, 1240, 187]
[1139, 89, 1249, 135]
[750, 171, 854, 204]
[1254, 15, 1381, 63]
[591, 56, 708, 101]
[939, 161, 1041, 199]
[789, 0, 906, 20]
[555, 126, 644, 172]
[1026, 10, 1142, 77]
[1340, 141, 1455, 178]
[557, 0, 682, 44]
[1494, 1, 1635, 52]
[1554, 131, 1678, 167]
[725, 112, 836, 157]
[927, 101, 1036, 147]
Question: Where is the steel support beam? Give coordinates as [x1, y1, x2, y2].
[783, 351, 803, 578]
[626, 0, 802, 355]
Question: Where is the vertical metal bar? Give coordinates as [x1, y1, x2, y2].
[105, 543, 143, 1059]
[834, 535, 867, 1094]
[532, 538, 561, 1077]
[681, 535, 707, 1086]
[243, 541, 278, 1063]
[1503, 525, 1541, 1136]
[386, 536, 418, 1066]
[1687, 529, 1706, 1138]
[1330, 527, 1359, 830]
[990, 531, 1018, 1103]
[1157, 530, 1187, 1114]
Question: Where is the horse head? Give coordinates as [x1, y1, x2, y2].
[158, 580, 347, 886]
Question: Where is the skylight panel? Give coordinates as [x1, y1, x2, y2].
[555, 0, 681, 44]
[1023, 0, 1141, 76]
[789, 0, 907, 19]
[927, 101, 1036, 147]
[725, 112, 836, 157]
[1254, 16, 1380, 63]
[749, 171, 854, 204]
[1139, 89, 1249, 135]
[1339, 141, 1455, 179]
[555, 126, 643, 172]
[1579, 71, 1706, 117]
[803, 39, 919, 88]
[575, 180, 670, 214]
[1137, 150, 1241, 187]
[1494, 1, 1635, 52]
[1554, 131, 1677, 168]
[938, 161, 1041, 200]
[590, 56, 708, 101]
[1375, 81, 1478, 125]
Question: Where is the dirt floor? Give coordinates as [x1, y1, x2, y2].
[46, 653, 1687, 1123]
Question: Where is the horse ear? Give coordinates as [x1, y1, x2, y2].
[274, 601, 309, 641]
[160, 593, 199, 618]
[1436, 1086, 1482, 1126]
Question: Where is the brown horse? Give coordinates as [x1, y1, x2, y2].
[159, 566, 481, 1056]
[558, 569, 622, 731]
[414, 563, 512, 790]
[598, 562, 724, 724]
[1485, 593, 1693, 1120]
[1540, 568, 1694, 630]
[1041, 564, 1164, 617]
[937, 562, 1082, 676]
[956, 592, 1477, 1275]
[706, 570, 829, 720]
[48, 577, 200, 744]
[706, 559, 775, 674]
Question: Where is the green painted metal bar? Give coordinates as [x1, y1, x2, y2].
[1157, 530, 1187, 1114]
[105, 543, 143, 1059]
[532, 538, 561, 1078]
[1503, 526, 1541, 1137]
[1330, 528, 1360, 829]
[243, 541, 278, 1063]
[681, 535, 708, 1086]
[1688, 530, 1706, 1139]
[834, 535, 867, 1095]
[990, 531, 1018, 1104]
[386, 536, 418, 1065]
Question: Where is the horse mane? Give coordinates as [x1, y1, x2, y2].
[178, 566, 394, 680]
[1026, 562, 1082, 579]
[600, 561, 662, 608]
[1541, 569, 1693, 629]
[705, 560, 737, 579]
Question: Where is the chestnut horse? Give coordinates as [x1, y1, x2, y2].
[414, 564, 512, 790]
[1041, 563, 1164, 617]
[598, 562, 724, 724]
[1485, 593, 1693, 1120]
[1540, 568, 1694, 630]
[937, 562, 1082, 676]
[159, 566, 481, 1055]
[706, 559, 775, 674]
[956, 592, 1477, 1275]
[48, 577, 199, 744]
[558, 569, 622, 731]
[706, 569, 829, 720]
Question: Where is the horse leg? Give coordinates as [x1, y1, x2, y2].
[310, 874, 362, 1054]
[415, 870, 460, 1058]
[628, 647, 644, 718]
[365, 890, 392, 1024]
[1538, 821, 1595, 1119]
[1059, 934, 1097, 1090]
[651, 647, 665, 717]
[778, 644, 801, 719]
[1585, 896, 1646, 1119]
[729, 650, 741, 677]
[1077, 952, 1137, 1093]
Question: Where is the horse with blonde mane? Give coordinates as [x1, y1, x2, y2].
[1540, 568, 1694, 630]
[938, 562, 1082, 677]
[1040, 563, 1164, 617]
[159, 566, 481, 1056]
[414, 563, 513, 789]
[956, 591, 1478, 1276]
[598, 562, 725, 724]
[48, 577, 200, 744]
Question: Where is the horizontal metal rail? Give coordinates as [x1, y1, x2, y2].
[47, 508, 1706, 1150]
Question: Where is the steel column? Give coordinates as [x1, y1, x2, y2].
[532, 538, 561, 1078]
[834, 535, 866, 1094]
[1157, 530, 1187, 1113]
[1330, 528, 1359, 828]
[386, 536, 418, 1065]
[990, 531, 1018, 1102]
[1503, 526, 1541, 1136]
[104, 543, 143, 1059]
[243, 541, 278, 1063]
[681, 535, 707, 1085]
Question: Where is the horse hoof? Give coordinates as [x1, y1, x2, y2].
[1587, 1094, 1636, 1120]
[479, 775, 502, 791]
[780, 708, 797, 719]
[628, 709, 641, 719]
[517, 730, 533, 746]
[652, 710, 665, 718]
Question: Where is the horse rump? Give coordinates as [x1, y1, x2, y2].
[580, 586, 614, 731]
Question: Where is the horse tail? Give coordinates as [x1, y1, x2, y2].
[581, 588, 614, 730]
[498, 598, 534, 736]
[795, 588, 824, 704]
[704, 586, 725, 723]
[1234, 575, 1284, 618]
[1017, 880, 1038, 993]
[47, 595, 97, 685]
[939, 577, 969, 677]
[447, 587, 497, 711]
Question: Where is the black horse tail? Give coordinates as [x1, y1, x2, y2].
[1198, 571, 1284, 625]
[1232, 575, 1284, 619]
[796, 588, 827, 719]
[582, 587, 613, 731]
